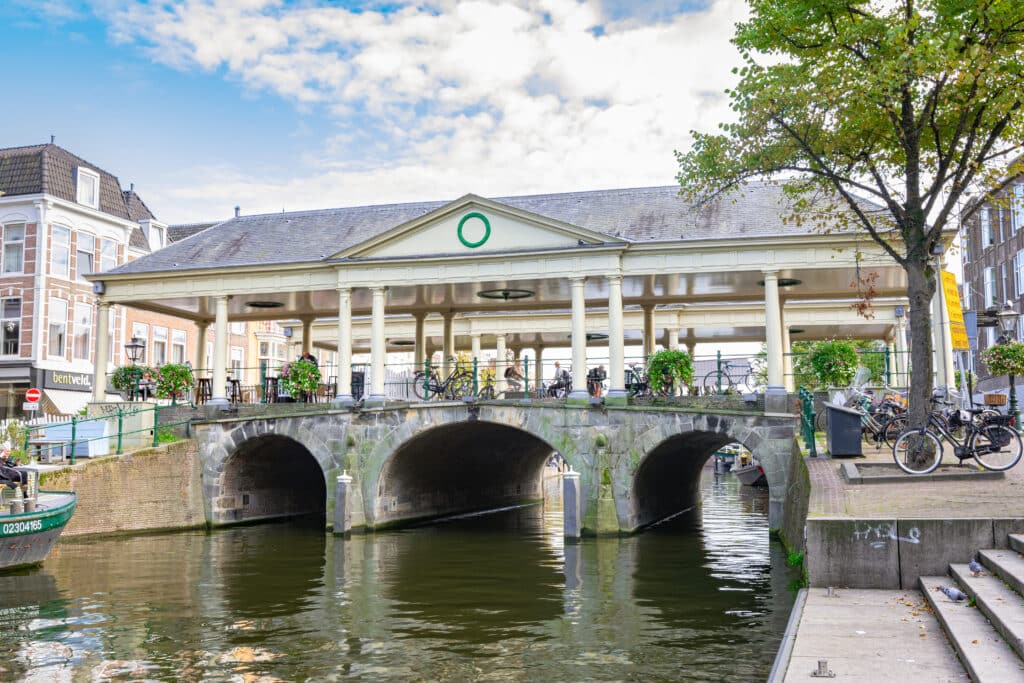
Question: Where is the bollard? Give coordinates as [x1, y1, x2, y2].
[116, 407, 124, 455]
[523, 356, 530, 399]
[333, 471, 353, 536]
[472, 357, 479, 398]
[562, 468, 582, 541]
[70, 415, 77, 466]
[423, 358, 431, 401]
[811, 659, 835, 678]
[152, 405, 160, 447]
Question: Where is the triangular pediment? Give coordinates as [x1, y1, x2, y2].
[337, 195, 617, 259]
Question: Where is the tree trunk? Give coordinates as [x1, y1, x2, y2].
[906, 258, 937, 430]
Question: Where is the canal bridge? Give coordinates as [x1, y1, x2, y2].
[192, 401, 807, 543]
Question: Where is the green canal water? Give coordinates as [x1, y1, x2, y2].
[0, 470, 797, 681]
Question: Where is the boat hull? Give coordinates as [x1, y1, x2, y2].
[732, 464, 767, 487]
[0, 492, 77, 571]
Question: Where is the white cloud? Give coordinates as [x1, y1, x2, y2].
[95, 0, 746, 222]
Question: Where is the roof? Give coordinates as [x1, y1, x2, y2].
[0, 143, 157, 223]
[168, 222, 220, 244]
[105, 182, 873, 276]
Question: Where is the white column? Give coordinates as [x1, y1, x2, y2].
[369, 287, 387, 402]
[642, 304, 655, 358]
[92, 300, 110, 402]
[569, 277, 589, 400]
[763, 272, 784, 389]
[607, 275, 626, 400]
[534, 346, 544, 395]
[894, 315, 909, 386]
[210, 295, 230, 405]
[782, 322, 794, 392]
[413, 313, 427, 367]
[301, 317, 314, 355]
[887, 340, 897, 387]
[195, 322, 209, 374]
[471, 333, 481, 362]
[442, 313, 454, 375]
[932, 272, 956, 388]
[666, 327, 680, 351]
[495, 334, 507, 392]
[334, 287, 353, 405]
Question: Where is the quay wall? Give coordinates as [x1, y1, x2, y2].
[806, 516, 1024, 589]
[40, 439, 205, 537]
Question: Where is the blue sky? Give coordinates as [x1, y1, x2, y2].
[0, 1, 743, 223]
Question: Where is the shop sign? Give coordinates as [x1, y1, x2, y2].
[43, 371, 93, 392]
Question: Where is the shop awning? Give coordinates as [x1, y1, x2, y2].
[43, 389, 90, 416]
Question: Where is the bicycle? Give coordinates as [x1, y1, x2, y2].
[625, 364, 651, 398]
[702, 359, 765, 394]
[412, 362, 474, 401]
[892, 409, 1022, 475]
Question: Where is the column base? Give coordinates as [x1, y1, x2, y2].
[605, 388, 628, 406]
[567, 389, 590, 406]
[763, 385, 790, 414]
[331, 393, 356, 407]
[363, 394, 388, 408]
[208, 396, 230, 407]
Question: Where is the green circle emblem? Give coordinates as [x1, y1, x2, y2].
[457, 212, 491, 248]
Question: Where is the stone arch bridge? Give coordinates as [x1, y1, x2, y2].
[193, 403, 808, 543]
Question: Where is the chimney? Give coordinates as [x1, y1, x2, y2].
[50, 135, 55, 144]
[130, 182, 135, 192]
[234, 206, 240, 218]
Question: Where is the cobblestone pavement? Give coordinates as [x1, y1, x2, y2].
[807, 439, 1024, 518]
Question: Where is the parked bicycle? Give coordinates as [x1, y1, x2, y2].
[892, 408, 1022, 475]
[412, 360, 474, 401]
[702, 358, 765, 394]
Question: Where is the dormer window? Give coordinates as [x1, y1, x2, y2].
[151, 224, 164, 249]
[76, 168, 100, 209]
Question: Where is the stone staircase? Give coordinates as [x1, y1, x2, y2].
[921, 534, 1024, 681]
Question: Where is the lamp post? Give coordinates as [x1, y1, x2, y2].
[124, 337, 145, 401]
[996, 302, 1020, 426]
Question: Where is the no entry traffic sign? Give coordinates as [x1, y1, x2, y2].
[25, 388, 41, 403]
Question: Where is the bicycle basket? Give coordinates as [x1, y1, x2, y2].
[983, 413, 1014, 428]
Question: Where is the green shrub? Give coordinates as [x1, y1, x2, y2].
[156, 363, 194, 403]
[808, 339, 859, 387]
[110, 365, 153, 393]
[647, 349, 695, 393]
[281, 359, 322, 400]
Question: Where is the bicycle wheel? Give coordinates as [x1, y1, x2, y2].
[702, 371, 733, 394]
[893, 429, 943, 475]
[814, 409, 827, 432]
[478, 384, 495, 400]
[742, 371, 766, 393]
[970, 425, 1023, 471]
[412, 372, 428, 400]
[880, 415, 907, 450]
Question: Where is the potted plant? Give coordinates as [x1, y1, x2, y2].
[280, 359, 321, 402]
[155, 363, 195, 406]
[807, 339, 859, 387]
[110, 365, 153, 399]
[647, 349, 695, 395]
[982, 342, 1024, 378]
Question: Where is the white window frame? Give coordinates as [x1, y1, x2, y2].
[171, 329, 186, 364]
[1014, 185, 1024, 233]
[51, 225, 70, 278]
[76, 232, 95, 282]
[981, 208, 992, 247]
[131, 322, 149, 364]
[152, 326, 168, 366]
[963, 281, 972, 311]
[1002, 263, 1009, 300]
[984, 267, 997, 306]
[987, 326, 997, 348]
[76, 168, 100, 209]
[48, 297, 68, 359]
[0, 297, 20, 356]
[72, 302, 92, 361]
[230, 346, 244, 375]
[230, 321, 245, 335]
[2, 223, 25, 274]
[151, 225, 165, 250]
[100, 238, 116, 273]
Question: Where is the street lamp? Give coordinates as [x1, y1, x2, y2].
[124, 337, 145, 401]
[996, 302, 1020, 425]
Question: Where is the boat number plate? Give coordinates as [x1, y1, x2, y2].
[2, 519, 42, 535]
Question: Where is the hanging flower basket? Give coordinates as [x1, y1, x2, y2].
[280, 359, 321, 400]
[982, 342, 1024, 377]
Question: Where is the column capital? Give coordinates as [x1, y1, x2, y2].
[214, 294, 232, 301]
[761, 269, 779, 279]
[336, 285, 352, 294]
[569, 276, 586, 285]
[96, 299, 110, 310]
[606, 274, 622, 285]
[370, 285, 388, 294]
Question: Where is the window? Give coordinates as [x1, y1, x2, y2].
[151, 225, 165, 249]
[230, 347, 243, 375]
[51, 226, 70, 278]
[108, 307, 116, 364]
[984, 267, 997, 306]
[230, 321, 245, 335]
[988, 326, 997, 348]
[1018, 316, 1024, 344]
[153, 326, 168, 366]
[1003, 263, 1009, 300]
[259, 342, 269, 356]
[73, 303, 91, 361]
[131, 322, 149, 364]
[962, 233, 970, 264]
[76, 168, 99, 209]
[0, 298, 20, 355]
[963, 281, 972, 310]
[2, 223, 25, 274]
[76, 233, 95, 281]
[48, 298, 68, 358]
[1015, 185, 1024, 233]
[171, 329, 186, 364]
[100, 238, 116, 273]
[1017, 250, 1024, 300]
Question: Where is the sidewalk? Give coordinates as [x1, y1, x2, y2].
[807, 440, 1024, 518]
[783, 588, 967, 682]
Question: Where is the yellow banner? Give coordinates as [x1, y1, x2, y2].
[942, 270, 970, 350]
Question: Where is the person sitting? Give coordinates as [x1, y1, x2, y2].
[504, 360, 525, 391]
[547, 361, 571, 397]
[138, 371, 156, 401]
[587, 365, 607, 397]
[0, 447, 28, 499]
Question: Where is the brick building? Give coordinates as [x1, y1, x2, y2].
[959, 179, 1024, 390]
[0, 142, 248, 416]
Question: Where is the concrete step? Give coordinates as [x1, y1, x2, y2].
[980, 548, 1024, 597]
[1009, 533, 1024, 555]
[919, 576, 1024, 682]
[951, 563, 1024, 661]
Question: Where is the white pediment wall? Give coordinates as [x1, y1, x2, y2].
[357, 206, 603, 258]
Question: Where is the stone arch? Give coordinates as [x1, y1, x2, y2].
[215, 434, 328, 525]
[628, 415, 765, 531]
[368, 417, 558, 529]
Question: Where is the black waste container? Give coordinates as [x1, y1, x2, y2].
[823, 402, 863, 457]
[351, 370, 365, 401]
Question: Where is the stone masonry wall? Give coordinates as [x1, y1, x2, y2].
[39, 438, 205, 537]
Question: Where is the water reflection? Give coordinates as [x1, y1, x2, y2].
[0, 468, 796, 681]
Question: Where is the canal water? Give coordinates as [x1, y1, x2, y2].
[0, 469, 797, 681]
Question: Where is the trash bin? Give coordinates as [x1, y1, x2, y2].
[351, 371, 365, 401]
[823, 401, 863, 457]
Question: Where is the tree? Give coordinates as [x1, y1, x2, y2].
[677, 0, 1024, 431]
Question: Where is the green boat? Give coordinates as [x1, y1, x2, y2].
[0, 490, 77, 571]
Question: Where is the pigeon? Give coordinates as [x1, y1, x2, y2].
[969, 559, 985, 576]
[941, 586, 969, 602]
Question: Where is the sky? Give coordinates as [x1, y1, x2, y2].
[0, 0, 746, 224]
